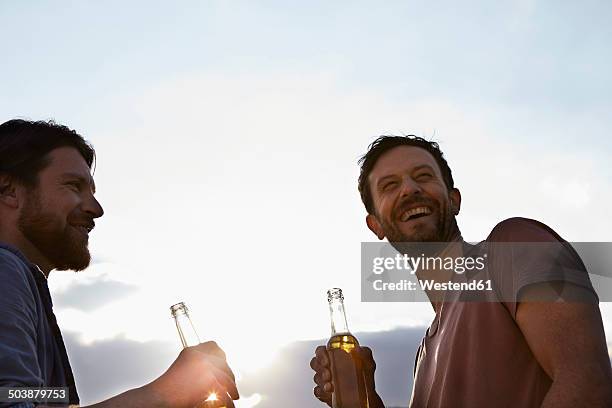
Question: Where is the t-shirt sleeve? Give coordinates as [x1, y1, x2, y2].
[486, 218, 597, 319]
[0, 252, 44, 394]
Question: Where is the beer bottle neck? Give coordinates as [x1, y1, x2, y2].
[171, 303, 201, 348]
[329, 298, 350, 335]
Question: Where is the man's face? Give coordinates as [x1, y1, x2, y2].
[17, 147, 104, 271]
[366, 146, 460, 243]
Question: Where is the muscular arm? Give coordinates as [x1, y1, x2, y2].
[516, 284, 612, 408]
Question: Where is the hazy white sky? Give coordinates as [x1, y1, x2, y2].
[2, 1, 611, 406]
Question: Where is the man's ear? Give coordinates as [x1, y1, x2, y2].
[0, 174, 20, 209]
[366, 214, 386, 240]
[449, 188, 462, 215]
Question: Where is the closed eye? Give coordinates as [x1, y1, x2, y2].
[65, 181, 82, 192]
[382, 181, 398, 191]
[416, 173, 433, 180]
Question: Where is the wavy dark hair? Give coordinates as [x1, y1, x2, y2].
[358, 135, 455, 214]
[0, 119, 94, 187]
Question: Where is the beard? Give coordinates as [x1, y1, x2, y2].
[17, 189, 92, 272]
[378, 195, 459, 252]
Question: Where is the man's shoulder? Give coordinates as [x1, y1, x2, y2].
[0, 246, 37, 300]
[0, 247, 44, 391]
[0, 246, 32, 277]
[486, 217, 564, 243]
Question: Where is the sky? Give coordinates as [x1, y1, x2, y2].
[1, 1, 612, 407]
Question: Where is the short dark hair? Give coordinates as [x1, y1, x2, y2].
[358, 135, 455, 214]
[0, 119, 95, 187]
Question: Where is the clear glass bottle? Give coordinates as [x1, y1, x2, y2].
[170, 302, 226, 408]
[326, 288, 371, 408]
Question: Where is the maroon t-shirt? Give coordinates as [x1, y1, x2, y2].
[409, 218, 597, 408]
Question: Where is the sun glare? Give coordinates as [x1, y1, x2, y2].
[203, 392, 262, 408]
[222, 334, 283, 375]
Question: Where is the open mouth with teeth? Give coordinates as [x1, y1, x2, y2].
[72, 225, 94, 235]
[399, 206, 432, 222]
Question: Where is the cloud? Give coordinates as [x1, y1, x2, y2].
[64, 331, 176, 404]
[53, 277, 138, 312]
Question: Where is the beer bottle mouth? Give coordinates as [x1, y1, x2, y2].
[327, 288, 344, 302]
[170, 301, 189, 317]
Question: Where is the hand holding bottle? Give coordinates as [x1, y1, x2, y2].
[310, 288, 385, 408]
[150, 341, 239, 408]
[310, 345, 384, 408]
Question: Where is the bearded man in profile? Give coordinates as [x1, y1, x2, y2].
[0, 119, 239, 408]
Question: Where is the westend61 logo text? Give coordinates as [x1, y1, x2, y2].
[372, 253, 487, 275]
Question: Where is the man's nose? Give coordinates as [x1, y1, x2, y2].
[398, 177, 423, 198]
[83, 194, 104, 219]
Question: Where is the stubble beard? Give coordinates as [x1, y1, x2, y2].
[380, 198, 458, 245]
[17, 189, 91, 272]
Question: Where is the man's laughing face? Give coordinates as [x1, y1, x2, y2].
[17, 147, 104, 271]
[366, 146, 460, 243]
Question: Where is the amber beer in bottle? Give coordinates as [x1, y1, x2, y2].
[326, 288, 372, 408]
[170, 302, 226, 408]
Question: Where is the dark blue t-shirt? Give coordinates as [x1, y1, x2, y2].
[0, 244, 79, 407]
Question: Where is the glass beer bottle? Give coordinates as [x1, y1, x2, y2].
[326, 288, 371, 408]
[170, 302, 226, 408]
